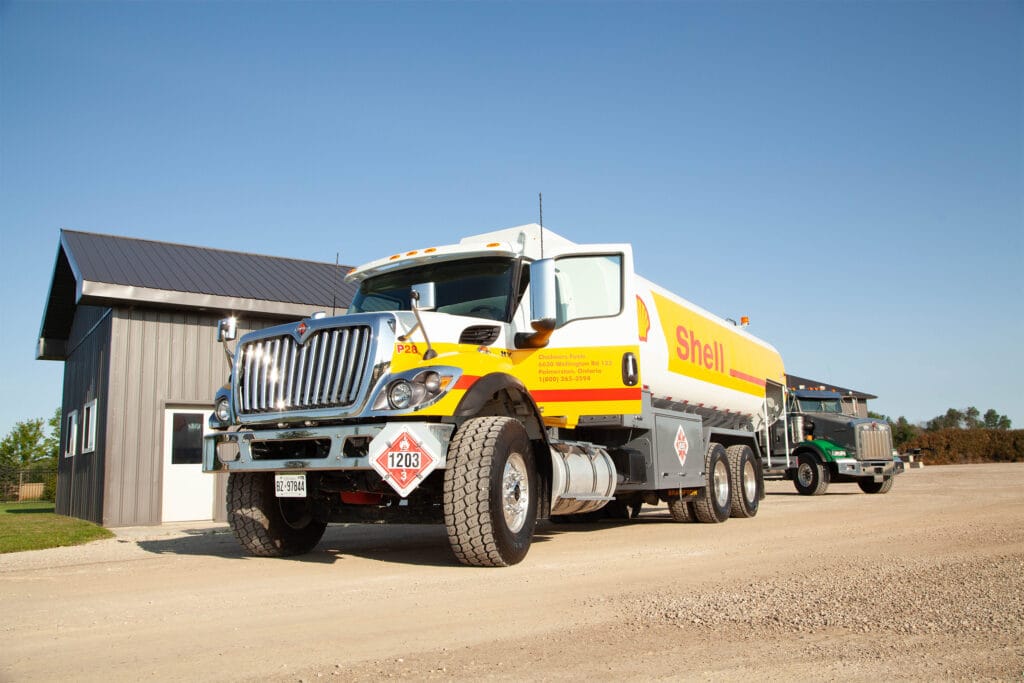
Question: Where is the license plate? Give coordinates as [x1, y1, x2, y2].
[275, 473, 306, 498]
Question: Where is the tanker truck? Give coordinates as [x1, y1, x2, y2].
[204, 225, 793, 566]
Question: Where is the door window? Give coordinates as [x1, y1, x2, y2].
[554, 254, 623, 327]
[170, 413, 204, 465]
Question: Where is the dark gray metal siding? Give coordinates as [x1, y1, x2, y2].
[55, 305, 111, 524]
[103, 308, 276, 526]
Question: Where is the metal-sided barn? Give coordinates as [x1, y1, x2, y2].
[37, 230, 354, 526]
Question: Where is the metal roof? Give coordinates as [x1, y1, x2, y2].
[38, 229, 357, 360]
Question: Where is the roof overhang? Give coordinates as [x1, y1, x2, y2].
[37, 233, 335, 361]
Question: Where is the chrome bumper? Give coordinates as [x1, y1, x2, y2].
[203, 422, 455, 473]
[833, 458, 904, 480]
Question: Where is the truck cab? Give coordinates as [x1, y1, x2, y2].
[785, 389, 903, 495]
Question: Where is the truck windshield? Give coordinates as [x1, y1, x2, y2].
[349, 257, 519, 322]
[797, 398, 843, 414]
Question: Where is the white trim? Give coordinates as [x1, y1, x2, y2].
[79, 281, 322, 319]
[82, 399, 98, 453]
[64, 410, 79, 458]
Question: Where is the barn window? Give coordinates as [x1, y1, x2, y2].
[82, 399, 98, 453]
[65, 410, 79, 458]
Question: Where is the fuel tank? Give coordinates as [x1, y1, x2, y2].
[634, 275, 786, 424]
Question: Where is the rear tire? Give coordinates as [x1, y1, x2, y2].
[694, 443, 731, 523]
[793, 454, 830, 496]
[444, 417, 538, 567]
[668, 497, 696, 523]
[726, 445, 761, 518]
[227, 472, 327, 557]
[858, 477, 894, 494]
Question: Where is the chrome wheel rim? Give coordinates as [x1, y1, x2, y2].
[713, 459, 729, 507]
[797, 462, 813, 487]
[503, 453, 530, 533]
[743, 459, 757, 502]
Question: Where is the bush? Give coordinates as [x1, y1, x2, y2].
[904, 429, 1024, 465]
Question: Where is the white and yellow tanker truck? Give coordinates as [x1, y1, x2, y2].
[204, 225, 798, 566]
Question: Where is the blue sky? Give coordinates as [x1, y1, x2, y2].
[1, 0, 1021, 437]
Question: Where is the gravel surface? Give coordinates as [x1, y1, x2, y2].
[622, 552, 1024, 637]
[2, 463, 1023, 681]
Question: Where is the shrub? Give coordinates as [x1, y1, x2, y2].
[904, 429, 1024, 465]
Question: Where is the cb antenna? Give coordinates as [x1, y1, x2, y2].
[538, 192, 544, 257]
[331, 252, 340, 316]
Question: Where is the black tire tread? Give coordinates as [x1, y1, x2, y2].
[725, 444, 760, 519]
[443, 416, 534, 567]
[858, 476, 894, 494]
[668, 497, 695, 523]
[794, 454, 830, 496]
[227, 472, 326, 557]
[693, 443, 731, 524]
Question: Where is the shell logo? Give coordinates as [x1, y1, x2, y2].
[637, 296, 650, 342]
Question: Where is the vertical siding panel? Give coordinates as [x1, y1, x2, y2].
[168, 311, 183, 400]
[123, 310, 143, 526]
[104, 309, 128, 526]
[184, 311, 199, 399]
[141, 312, 162, 523]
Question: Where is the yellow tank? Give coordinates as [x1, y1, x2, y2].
[635, 275, 786, 423]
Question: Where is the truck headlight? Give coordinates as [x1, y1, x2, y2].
[215, 397, 232, 422]
[374, 369, 456, 412]
[832, 450, 847, 457]
[209, 387, 233, 429]
[388, 380, 414, 410]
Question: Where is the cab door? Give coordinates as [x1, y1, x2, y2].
[513, 243, 642, 427]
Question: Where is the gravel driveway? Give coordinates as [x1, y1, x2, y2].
[2, 463, 1021, 681]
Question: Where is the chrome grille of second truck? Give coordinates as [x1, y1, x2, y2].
[855, 424, 892, 460]
[237, 326, 371, 414]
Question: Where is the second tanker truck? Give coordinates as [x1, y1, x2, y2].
[204, 225, 797, 566]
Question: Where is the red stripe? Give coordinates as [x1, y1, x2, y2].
[454, 375, 479, 390]
[729, 369, 765, 388]
[531, 388, 642, 403]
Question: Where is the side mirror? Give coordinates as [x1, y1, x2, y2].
[216, 317, 237, 342]
[411, 282, 437, 311]
[516, 259, 556, 349]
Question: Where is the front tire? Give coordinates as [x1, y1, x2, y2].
[793, 454, 830, 496]
[726, 445, 761, 518]
[444, 417, 538, 567]
[694, 443, 732, 523]
[227, 472, 327, 557]
[858, 477, 894, 494]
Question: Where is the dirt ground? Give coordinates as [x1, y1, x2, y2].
[2, 463, 1022, 682]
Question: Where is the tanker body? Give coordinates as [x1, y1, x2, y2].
[205, 224, 791, 566]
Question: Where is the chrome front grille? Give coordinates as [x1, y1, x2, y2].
[855, 424, 893, 460]
[236, 326, 372, 414]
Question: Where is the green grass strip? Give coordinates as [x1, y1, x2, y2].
[0, 502, 114, 553]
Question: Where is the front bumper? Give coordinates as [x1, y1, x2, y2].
[203, 422, 455, 474]
[832, 457, 904, 480]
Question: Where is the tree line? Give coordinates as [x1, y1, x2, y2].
[869, 407, 1014, 451]
[0, 409, 61, 472]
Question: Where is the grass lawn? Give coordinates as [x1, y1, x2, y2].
[0, 502, 114, 553]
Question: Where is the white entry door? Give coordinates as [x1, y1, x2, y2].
[162, 409, 215, 522]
